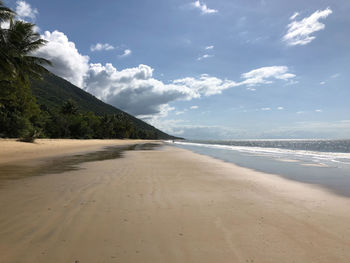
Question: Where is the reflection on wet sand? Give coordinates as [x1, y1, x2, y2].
[0, 143, 160, 181]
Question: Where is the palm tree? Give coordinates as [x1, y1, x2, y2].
[1, 1, 50, 84]
[0, 0, 15, 79]
[0, 19, 50, 116]
[0, 0, 14, 22]
[2, 20, 51, 83]
[0, 1, 51, 138]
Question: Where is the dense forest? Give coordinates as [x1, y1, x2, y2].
[0, 1, 177, 141]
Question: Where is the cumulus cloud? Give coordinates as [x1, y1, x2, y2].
[90, 43, 114, 52]
[315, 109, 323, 112]
[84, 63, 194, 118]
[84, 64, 276, 119]
[16, 0, 38, 20]
[205, 45, 214, 50]
[35, 30, 90, 87]
[137, 104, 175, 120]
[320, 81, 326, 85]
[119, 49, 132, 57]
[190, 105, 199, 109]
[283, 8, 332, 46]
[261, 107, 271, 111]
[35, 31, 296, 120]
[277, 107, 284, 110]
[173, 74, 238, 96]
[191, 1, 218, 15]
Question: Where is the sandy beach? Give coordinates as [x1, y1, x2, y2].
[0, 140, 350, 263]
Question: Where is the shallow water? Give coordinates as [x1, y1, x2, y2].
[170, 141, 350, 198]
[0, 143, 160, 181]
[186, 139, 350, 153]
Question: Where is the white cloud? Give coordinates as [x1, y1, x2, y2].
[90, 43, 115, 52]
[173, 74, 237, 96]
[297, 111, 304, 114]
[261, 107, 271, 111]
[315, 109, 323, 112]
[190, 105, 199, 109]
[289, 12, 299, 20]
[192, 1, 218, 15]
[240, 66, 296, 87]
[320, 81, 326, 85]
[35, 30, 90, 87]
[36, 31, 223, 118]
[135, 105, 176, 122]
[119, 49, 132, 57]
[138, 105, 175, 121]
[84, 63, 194, 118]
[84, 70, 238, 118]
[205, 45, 214, 50]
[277, 107, 284, 110]
[36, 31, 297, 120]
[197, 54, 213, 60]
[175, 111, 186, 115]
[16, 0, 38, 20]
[283, 8, 332, 46]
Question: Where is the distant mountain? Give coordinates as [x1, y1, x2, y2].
[30, 72, 179, 140]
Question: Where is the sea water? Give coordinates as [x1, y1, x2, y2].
[168, 139, 350, 197]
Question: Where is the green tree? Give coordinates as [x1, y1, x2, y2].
[0, 0, 15, 82]
[61, 99, 78, 115]
[1, 19, 50, 83]
[0, 4, 50, 138]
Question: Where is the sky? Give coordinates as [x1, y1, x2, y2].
[4, 0, 350, 139]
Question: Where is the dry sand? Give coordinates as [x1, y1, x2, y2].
[0, 140, 350, 263]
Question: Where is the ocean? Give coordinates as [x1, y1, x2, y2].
[168, 139, 350, 198]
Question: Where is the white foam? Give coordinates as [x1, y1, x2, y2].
[170, 141, 350, 166]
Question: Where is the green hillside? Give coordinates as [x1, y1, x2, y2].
[30, 72, 179, 140]
[31, 73, 124, 116]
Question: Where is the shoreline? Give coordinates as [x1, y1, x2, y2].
[0, 140, 350, 262]
[172, 142, 350, 198]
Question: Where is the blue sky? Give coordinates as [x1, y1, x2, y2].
[5, 0, 350, 139]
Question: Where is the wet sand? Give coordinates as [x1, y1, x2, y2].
[0, 141, 350, 262]
[0, 139, 151, 164]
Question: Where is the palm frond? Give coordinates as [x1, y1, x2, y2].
[0, 0, 15, 23]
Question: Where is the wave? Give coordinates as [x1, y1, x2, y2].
[168, 141, 350, 166]
[184, 139, 350, 153]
